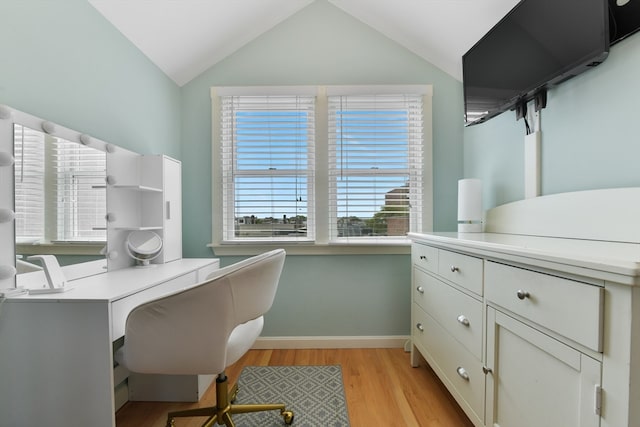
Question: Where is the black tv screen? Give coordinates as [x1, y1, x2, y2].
[609, 0, 640, 45]
[463, 0, 610, 125]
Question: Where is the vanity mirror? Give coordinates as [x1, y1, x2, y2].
[0, 105, 181, 290]
[0, 105, 109, 287]
[14, 123, 107, 257]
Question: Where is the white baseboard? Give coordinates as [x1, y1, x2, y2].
[253, 335, 410, 349]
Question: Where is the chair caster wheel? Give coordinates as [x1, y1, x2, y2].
[282, 410, 294, 425]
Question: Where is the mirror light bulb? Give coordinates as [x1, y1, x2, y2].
[0, 208, 15, 223]
[0, 151, 14, 167]
[0, 105, 13, 120]
[0, 265, 17, 280]
[41, 121, 56, 134]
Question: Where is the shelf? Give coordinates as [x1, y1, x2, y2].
[112, 184, 162, 193]
[114, 226, 163, 231]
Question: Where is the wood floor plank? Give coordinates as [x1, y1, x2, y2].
[116, 348, 474, 427]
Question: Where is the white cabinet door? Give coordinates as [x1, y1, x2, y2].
[159, 156, 182, 263]
[486, 308, 601, 427]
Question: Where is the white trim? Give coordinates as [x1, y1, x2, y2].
[210, 85, 434, 249]
[253, 335, 409, 349]
[325, 85, 433, 96]
[422, 92, 434, 233]
[211, 86, 317, 97]
[207, 242, 410, 256]
[314, 86, 330, 245]
[211, 88, 223, 247]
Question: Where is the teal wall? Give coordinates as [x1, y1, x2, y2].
[181, 1, 464, 336]
[464, 34, 640, 209]
[2, 1, 464, 338]
[0, 0, 182, 158]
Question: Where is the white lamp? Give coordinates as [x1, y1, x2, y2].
[457, 179, 483, 232]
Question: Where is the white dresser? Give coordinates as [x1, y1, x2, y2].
[409, 188, 640, 427]
[0, 258, 219, 427]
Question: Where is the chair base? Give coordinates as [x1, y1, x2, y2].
[166, 372, 294, 427]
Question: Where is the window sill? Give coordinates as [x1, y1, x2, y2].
[17, 242, 106, 256]
[207, 241, 411, 256]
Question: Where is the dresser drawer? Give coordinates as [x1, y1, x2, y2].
[413, 306, 484, 424]
[414, 269, 482, 358]
[438, 249, 483, 295]
[412, 243, 438, 274]
[111, 271, 197, 341]
[485, 261, 603, 352]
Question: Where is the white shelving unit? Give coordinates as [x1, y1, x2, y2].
[106, 149, 182, 270]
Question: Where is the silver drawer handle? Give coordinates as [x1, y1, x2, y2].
[450, 265, 459, 273]
[516, 289, 530, 300]
[457, 314, 470, 326]
[416, 323, 424, 332]
[416, 285, 424, 294]
[482, 366, 492, 375]
[456, 366, 469, 381]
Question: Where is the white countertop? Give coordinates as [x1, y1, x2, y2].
[409, 232, 640, 285]
[9, 258, 219, 302]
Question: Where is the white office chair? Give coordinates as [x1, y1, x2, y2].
[116, 249, 293, 427]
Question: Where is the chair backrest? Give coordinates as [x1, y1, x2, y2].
[119, 249, 286, 375]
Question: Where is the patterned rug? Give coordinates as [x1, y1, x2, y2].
[232, 365, 350, 426]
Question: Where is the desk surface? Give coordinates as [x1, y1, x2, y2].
[10, 258, 219, 302]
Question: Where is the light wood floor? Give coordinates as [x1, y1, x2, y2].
[116, 348, 474, 427]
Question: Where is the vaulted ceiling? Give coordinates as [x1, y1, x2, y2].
[89, 0, 519, 86]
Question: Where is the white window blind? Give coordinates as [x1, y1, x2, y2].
[13, 124, 106, 244]
[14, 124, 45, 243]
[220, 95, 315, 242]
[53, 139, 107, 242]
[328, 94, 423, 242]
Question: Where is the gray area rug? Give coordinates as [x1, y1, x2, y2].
[232, 365, 350, 426]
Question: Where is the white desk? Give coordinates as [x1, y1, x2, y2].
[0, 258, 219, 427]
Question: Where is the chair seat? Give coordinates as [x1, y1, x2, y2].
[226, 317, 263, 367]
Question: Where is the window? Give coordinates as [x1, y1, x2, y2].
[211, 85, 432, 254]
[328, 93, 424, 242]
[53, 139, 107, 242]
[14, 125, 45, 243]
[219, 92, 315, 242]
[14, 124, 107, 244]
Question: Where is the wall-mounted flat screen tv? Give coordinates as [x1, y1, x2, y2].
[609, 0, 640, 45]
[463, 0, 610, 125]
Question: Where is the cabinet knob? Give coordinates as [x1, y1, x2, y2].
[457, 314, 470, 326]
[450, 265, 459, 273]
[456, 366, 470, 381]
[419, 255, 427, 260]
[416, 285, 424, 294]
[516, 289, 530, 300]
[416, 323, 424, 332]
[482, 366, 492, 375]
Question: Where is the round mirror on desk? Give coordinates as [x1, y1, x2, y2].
[125, 230, 163, 267]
